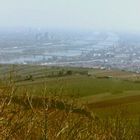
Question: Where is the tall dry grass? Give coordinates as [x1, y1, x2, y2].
[0, 74, 140, 140]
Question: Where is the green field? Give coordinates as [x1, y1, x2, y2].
[0, 64, 140, 139]
[1, 64, 140, 114]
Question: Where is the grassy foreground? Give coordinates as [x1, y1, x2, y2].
[0, 64, 140, 139]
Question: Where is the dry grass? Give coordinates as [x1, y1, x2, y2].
[0, 83, 140, 140]
[0, 66, 140, 140]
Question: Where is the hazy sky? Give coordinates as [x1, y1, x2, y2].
[0, 0, 140, 31]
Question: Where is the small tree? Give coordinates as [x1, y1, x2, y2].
[66, 70, 72, 75]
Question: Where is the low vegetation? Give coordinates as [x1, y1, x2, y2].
[0, 65, 140, 139]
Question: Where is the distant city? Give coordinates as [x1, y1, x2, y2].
[0, 29, 140, 73]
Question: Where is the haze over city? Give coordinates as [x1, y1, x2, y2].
[0, 0, 140, 72]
